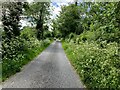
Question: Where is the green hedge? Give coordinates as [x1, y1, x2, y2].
[62, 41, 119, 89]
[2, 27, 52, 81]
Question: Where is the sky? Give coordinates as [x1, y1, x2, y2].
[47, 2, 69, 31]
[27, 0, 74, 3]
[0, 0, 75, 30]
[20, 1, 74, 30]
[27, 0, 74, 18]
[50, 2, 69, 19]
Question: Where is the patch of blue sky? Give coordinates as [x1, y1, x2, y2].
[52, 2, 59, 7]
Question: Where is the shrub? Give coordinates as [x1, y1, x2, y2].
[63, 41, 120, 89]
[78, 31, 97, 42]
[2, 27, 51, 81]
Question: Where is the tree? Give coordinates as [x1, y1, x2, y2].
[78, 2, 120, 43]
[115, 1, 120, 29]
[2, 2, 23, 40]
[56, 4, 83, 38]
[24, 2, 50, 40]
[74, 0, 78, 6]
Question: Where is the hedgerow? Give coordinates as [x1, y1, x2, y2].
[63, 41, 120, 89]
[2, 27, 51, 81]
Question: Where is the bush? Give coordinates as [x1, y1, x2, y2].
[2, 27, 51, 81]
[63, 41, 120, 89]
[78, 31, 97, 42]
[20, 27, 36, 40]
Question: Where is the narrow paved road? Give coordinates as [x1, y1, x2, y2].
[2, 41, 85, 88]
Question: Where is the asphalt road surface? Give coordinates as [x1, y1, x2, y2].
[2, 41, 85, 88]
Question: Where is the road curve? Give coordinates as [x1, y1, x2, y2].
[2, 41, 85, 88]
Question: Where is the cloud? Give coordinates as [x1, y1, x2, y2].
[50, 2, 70, 19]
[27, 0, 33, 3]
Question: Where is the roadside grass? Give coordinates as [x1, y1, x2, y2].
[2, 27, 52, 82]
[2, 40, 51, 81]
[62, 41, 120, 89]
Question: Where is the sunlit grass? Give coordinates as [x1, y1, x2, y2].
[62, 41, 119, 89]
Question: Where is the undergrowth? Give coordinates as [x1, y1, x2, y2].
[62, 41, 120, 89]
[2, 27, 52, 81]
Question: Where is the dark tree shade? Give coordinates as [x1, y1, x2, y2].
[2, 2, 23, 39]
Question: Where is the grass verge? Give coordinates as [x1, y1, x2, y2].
[2, 40, 51, 82]
[62, 41, 119, 89]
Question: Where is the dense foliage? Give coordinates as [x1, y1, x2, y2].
[55, 2, 120, 42]
[63, 41, 119, 89]
[2, 27, 51, 81]
[2, 2, 23, 39]
[52, 4, 83, 38]
[1, 1, 120, 89]
[25, 2, 50, 40]
[55, 2, 120, 89]
[1, 2, 52, 81]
